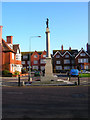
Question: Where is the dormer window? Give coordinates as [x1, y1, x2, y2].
[34, 55, 38, 58]
[56, 55, 60, 58]
[80, 53, 86, 56]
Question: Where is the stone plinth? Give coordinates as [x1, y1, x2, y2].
[41, 57, 57, 82]
[41, 76, 57, 82]
[45, 57, 53, 77]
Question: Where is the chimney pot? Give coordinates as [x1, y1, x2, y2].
[69, 47, 71, 50]
[61, 45, 63, 51]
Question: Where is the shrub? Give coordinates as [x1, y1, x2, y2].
[14, 71, 20, 75]
[2, 70, 10, 75]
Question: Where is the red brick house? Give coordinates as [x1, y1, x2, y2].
[0, 26, 22, 74]
[53, 45, 90, 72]
[21, 50, 46, 71]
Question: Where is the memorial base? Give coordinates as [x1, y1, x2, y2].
[41, 57, 57, 82]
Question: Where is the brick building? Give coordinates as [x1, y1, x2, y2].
[21, 50, 46, 72]
[0, 26, 22, 74]
[53, 45, 90, 72]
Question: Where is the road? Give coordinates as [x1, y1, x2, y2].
[2, 86, 89, 119]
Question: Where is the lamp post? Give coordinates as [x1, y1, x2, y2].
[28, 36, 41, 82]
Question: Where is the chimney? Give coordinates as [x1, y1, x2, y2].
[61, 45, 63, 51]
[6, 36, 13, 44]
[69, 47, 71, 50]
[0, 26, 3, 45]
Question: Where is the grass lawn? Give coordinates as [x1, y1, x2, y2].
[79, 73, 90, 77]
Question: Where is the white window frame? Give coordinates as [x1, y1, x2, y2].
[22, 61, 25, 64]
[80, 53, 86, 56]
[56, 66, 62, 70]
[41, 59, 46, 64]
[34, 55, 38, 58]
[64, 66, 70, 70]
[78, 58, 88, 63]
[23, 55, 28, 59]
[56, 61, 60, 64]
[27, 61, 30, 65]
[85, 65, 88, 69]
[33, 66, 38, 70]
[43, 55, 46, 57]
[34, 60, 38, 64]
[16, 54, 21, 61]
[64, 59, 70, 64]
[12, 53, 14, 60]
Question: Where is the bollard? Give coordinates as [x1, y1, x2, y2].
[22, 81, 25, 86]
[18, 75, 20, 86]
[28, 75, 30, 82]
[78, 76, 80, 85]
[69, 75, 71, 81]
[74, 82, 77, 85]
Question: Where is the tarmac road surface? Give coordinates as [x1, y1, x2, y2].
[2, 86, 89, 119]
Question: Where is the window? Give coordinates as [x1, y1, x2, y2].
[34, 55, 38, 58]
[16, 54, 21, 60]
[12, 53, 14, 60]
[78, 58, 88, 63]
[56, 66, 62, 70]
[43, 55, 46, 57]
[64, 59, 70, 64]
[56, 55, 60, 58]
[22, 61, 25, 64]
[80, 53, 86, 56]
[65, 54, 69, 58]
[27, 61, 30, 65]
[64, 66, 70, 70]
[34, 60, 38, 64]
[23, 55, 28, 59]
[56, 61, 60, 64]
[41, 59, 46, 64]
[85, 65, 88, 69]
[32, 66, 38, 70]
[16, 65, 21, 72]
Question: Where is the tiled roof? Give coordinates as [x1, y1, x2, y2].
[2, 39, 15, 53]
[53, 49, 78, 57]
[21, 51, 46, 55]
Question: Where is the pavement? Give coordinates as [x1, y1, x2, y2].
[2, 86, 89, 119]
[1, 74, 89, 87]
[1, 74, 90, 119]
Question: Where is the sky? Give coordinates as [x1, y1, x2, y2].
[2, 2, 88, 53]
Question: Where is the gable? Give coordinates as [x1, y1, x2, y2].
[62, 51, 72, 57]
[53, 51, 62, 57]
[75, 48, 90, 58]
